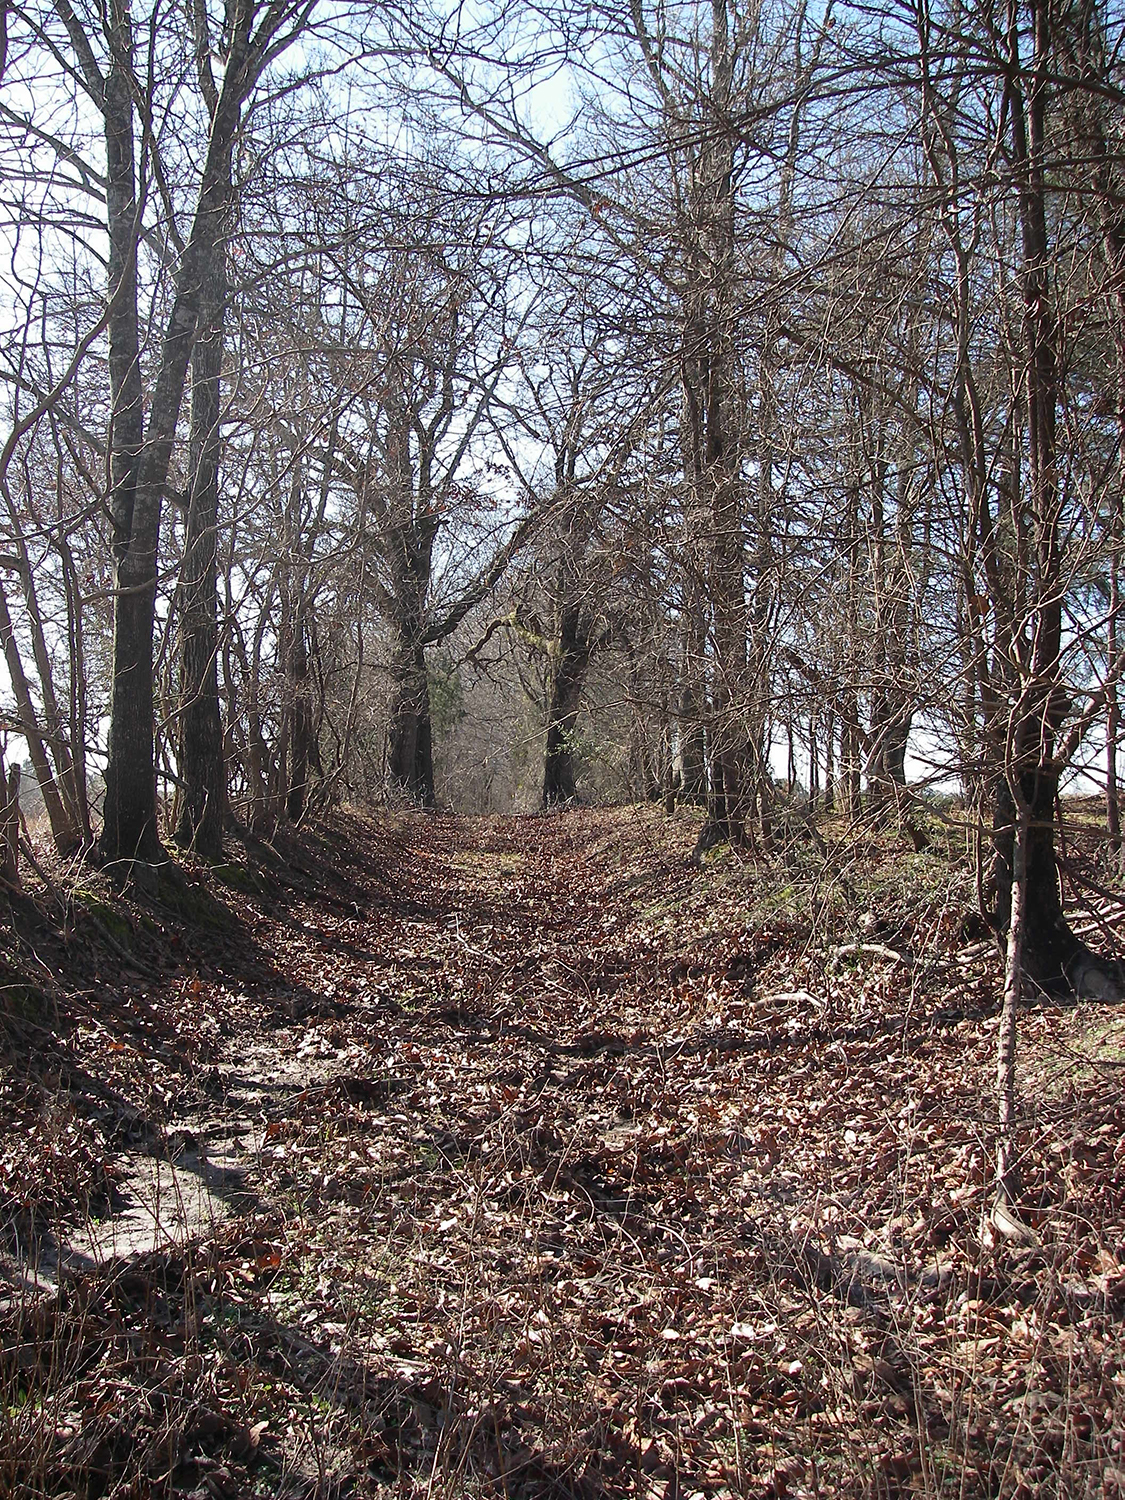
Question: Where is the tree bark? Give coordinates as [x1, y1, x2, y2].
[285, 617, 314, 821]
[0, 578, 80, 852]
[388, 638, 435, 808]
[175, 227, 227, 856]
[675, 610, 708, 804]
[95, 0, 155, 863]
[666, 0, 745, 845]
[1, 760, 20, 888]
[1108, 513, 1121, 859]
[543, 601, 592, 806]
[986, 0, 1122, 997]
[996, 795, 1026, 1209]
[76, 0, 293, 866]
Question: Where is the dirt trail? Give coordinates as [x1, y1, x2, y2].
[2, 808, 1124, 1498]
[11, 810, 667, 1282]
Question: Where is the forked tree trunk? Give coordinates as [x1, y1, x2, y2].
[65, 0, 298, 868]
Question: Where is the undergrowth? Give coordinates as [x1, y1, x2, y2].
[0, 805, 1122, 1498]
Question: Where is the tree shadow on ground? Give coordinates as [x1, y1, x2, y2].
[0, 1231, 607, 1500]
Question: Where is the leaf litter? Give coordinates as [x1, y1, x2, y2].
[0, 805, 1123, 1498]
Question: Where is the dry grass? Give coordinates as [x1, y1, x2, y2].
[0, 805, 1123, 1498]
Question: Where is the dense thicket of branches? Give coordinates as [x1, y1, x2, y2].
[0, 0, 1123, 992]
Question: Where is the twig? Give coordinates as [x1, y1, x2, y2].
[827, 941, 906, 970]
[17, 835, 65, 913]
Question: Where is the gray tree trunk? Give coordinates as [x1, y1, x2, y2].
[175, 231, 227, 856]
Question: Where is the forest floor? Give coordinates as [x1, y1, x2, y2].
[1, 805, 1124, 1500]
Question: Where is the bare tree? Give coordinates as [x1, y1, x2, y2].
[29, 0, 318, 868]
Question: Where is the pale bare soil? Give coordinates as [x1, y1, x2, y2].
[0, 806, 1123, 1499]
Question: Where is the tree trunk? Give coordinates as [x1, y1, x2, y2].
[388, 639, 435, 808]
[0, 501, 88, 844]
[866, 449, 916, 826]
[709, 473, 747, 843]
[840, 469, 862, 823]
[986, 0, 1121, 998]
[839, 701, 862, 820]
[285, 618, 313, 821]
[543, 602, 591, 806]
[175, 240, 227, 856]
[995, 795, 1028, 1220]
[669, 0, 744, 845]
[1, 759, 19, 888]
[59, 535, 94, 843]
[1106, 258, 1125, 861]
[0, 578, 80, 852]
[102, 575, 163, 862]
[1108, 526, 1121, 858]
[822, 707, 835, 813]
[661, 696, 676, 814]
[97, 1, 156, 864]
[676, 612, 708, 804]
[808, 713, 820, 807]
[89, 0, 286, 866]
